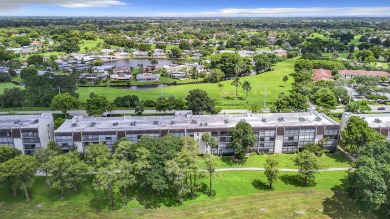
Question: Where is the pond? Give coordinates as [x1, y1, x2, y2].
[105, 58, 175, 68]
[109, 84, 168, 90]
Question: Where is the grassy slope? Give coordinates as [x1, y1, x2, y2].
[199, 153, 351, 169]
[77, 57, 297, 108]
[79, 39, 104, 53]
[0, 82, 20, 94]
[0, 171, 373, 219]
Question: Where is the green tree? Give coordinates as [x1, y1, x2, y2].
[254, 54, 272, 73]
[93, 161, 120, 209]
[27, 54, 44, 66]
[45, 152, 88, 198]
[208, 68, 225, 83]
[186, 89, 216, 115]
[0, 155, 38, 200]
[229, 121, 256, 160]
[86, 94, 109, 117]
[34, 141, 62, 177]
[294, 59, 313, 73]
[345, 100, 371, 113]
[242, 80, 252, 100]
[170, 47, 182, 58]
[85, 143, 111, 170]
[231, 77, 242, 98]
[294, 150, 319, 186]
[313, 88, 338, 110]
[201, 133, 217, 153]
[164, 158, 187, 205]
[345, 141, 390, 214]
[264, 155, 279, 189]
[203, 153, 219, 196]
[0, 146, 21, 163]
[340, 116, 385, 157]
[282, 75, 289, 85]
[51, 93, 80, 118]
[20, 66, 38, 80]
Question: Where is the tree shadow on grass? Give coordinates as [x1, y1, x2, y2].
[221, 156, 247, 166]
[322, 183, 377, 219]
[279, 174, 316, 187]
[252, 179, 270, 190]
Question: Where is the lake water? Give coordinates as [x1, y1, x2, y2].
[111, 84, 168, 90]
[105, 59, 175, 68]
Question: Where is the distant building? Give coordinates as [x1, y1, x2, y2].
[0, 113, 54, 154]
[110, 74, 132, 81]
[339, 70, 390, 79]
[136, 73, 161, 82]
[312, 69, 334, 82]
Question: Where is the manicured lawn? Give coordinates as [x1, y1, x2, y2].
[199, 153, 351, 169]
[322, 52, 349, 59]
[307, 33, 328, 40]
[350, 35, 362, 44]
[0, 170, 371, 218]
[79, 39, 104, 53]
[77, 57, 297, 108]
[0, 82, 20, 94]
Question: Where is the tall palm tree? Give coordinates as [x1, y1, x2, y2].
[242, 81, 252, 100]
[218, 83, 224, 101]
[231, 77, 241, 98]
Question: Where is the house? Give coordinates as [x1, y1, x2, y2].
[238, 50, 255, 57]
[219, 50, 235, 54]
[0, 66, 9, 73]
[79, 73, 109, 83]
[133, 51, 149, 57]
[110, 74, 132, 81]
[312, 69, 334, 82]
[171, 72, 187, 80]
[136, 73, 161, 82]
[339, 70, 390, 79]
[153, 51, 167, 58]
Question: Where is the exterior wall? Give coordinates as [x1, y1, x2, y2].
[13, 138, 24, 153]
[54, 125, 339, 155]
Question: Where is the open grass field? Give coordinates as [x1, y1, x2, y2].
[199, 153, 351, 169]
[0, 170, 373, 219]
[79, 38, 104, 53]
[77, 57, 297, 108]
[0, 82, 20, 94]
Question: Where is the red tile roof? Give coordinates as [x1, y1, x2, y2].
[339, 70, 389, 77]
[312, 69, 333, 82]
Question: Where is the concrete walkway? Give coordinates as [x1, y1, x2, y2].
[215, 167, 352, 172]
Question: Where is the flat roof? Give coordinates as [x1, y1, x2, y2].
[0, 113, 53, 130]
[339, 70, 389, 77]
[55, 111, 339, 133]
[344, 113, 390, 128]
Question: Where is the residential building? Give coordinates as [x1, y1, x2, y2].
[312, 69, 334, 82]
[55, 111, 340, 154]
[136, 73, 161, 82]
[0, 113, 54, 154]
[339, 70, 390, 79]
[341, 112, 390, 140]
[110, 73, 132, 81]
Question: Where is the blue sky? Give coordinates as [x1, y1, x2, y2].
[0, 0, 390, 17]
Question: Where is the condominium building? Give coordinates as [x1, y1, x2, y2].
[341, 112, 390, 140]
[55, 111, 340, 154]
[0, 113, 54, 154]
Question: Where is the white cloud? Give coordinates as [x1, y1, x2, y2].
[0, 0, 126, 11]
[156, 7, 390, 17]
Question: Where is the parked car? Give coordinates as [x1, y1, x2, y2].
[378, 107, 386, 110]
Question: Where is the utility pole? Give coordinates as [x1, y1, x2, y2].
[348, 82, 353, 103]
[58, 86, 61, 94]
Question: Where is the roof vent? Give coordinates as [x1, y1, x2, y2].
[89, 122, 96, 127]
[262, 118, 267, 122]
[130, 121, 137, 126]
[199, 122, 203, 127]
[277, 117, 284, 122]
[32, 119, 39, 124]
[299, 117, 305, 122]
[153, 121, 158, 125]
[191, 120, 197, 124]
[204, 122, 208, 127]
[170, 121, 176, 125]
[71, 123, 77, 127]
[224, 119, 229, 124]
[14, 120, 21, 124]
[315, 117, 322, 121]
[113, 122, 119, 126]
[374, 118, 382, 123]
[241, 119, 246, 122]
